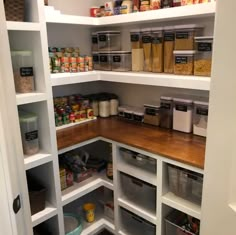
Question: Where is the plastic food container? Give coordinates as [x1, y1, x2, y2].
[160, 96, 173, 129]
[173, 97, 193, 133]
[141, 28, 152, 72]
[151, 27, 163, 73]
[120, 207, 156, 235]
[118, 106, 127, 117]
[144, 104, 161, 126]
[124, 108, 134, 120]
[193, 100, 208, 137]
[98, 31, 121, 51]
[99, 52, 112, 71]
[112, 51, 131, 72]
[120, 172, 156, 213]
[91, 32, 98, 51]
[174, 50, 195, 75]
[174, 25, 203, 50]
[133, 108, 144, 122]
[64, 214, 83, 235]
[92, 52, 99, 70]
[19, 111, 39, 156]
[130, 29, 142, 49]
[164, 26, 175, 74]
[11, 51, 35, 93]
[194, 36, 213, 76]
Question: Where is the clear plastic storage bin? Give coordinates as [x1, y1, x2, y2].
[119, 148, 156, 174]
[92, 52, 100, 70]
[168, 164, 203, 204]
[99, 52, 112, 71]
[173, 97, 193, 133]
[19, 111, 39, 156]
[111, 51, 131, 72]
[120, 172, 156, 213]
[193, 100, 209, 137]
[98, 31, 121, 51]
[120, 207, 156, 235]
[194, 36, 213, 77]
[174, 24, 203, 50]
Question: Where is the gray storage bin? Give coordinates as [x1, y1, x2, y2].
[120, 172, 156, 213]
[120, 207, 156, 235]
[165, 210, 200, 235]
[168, 165, 203, 204]
[119, 148, 156, 174]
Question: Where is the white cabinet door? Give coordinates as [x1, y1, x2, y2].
[200, 1, 236, 234]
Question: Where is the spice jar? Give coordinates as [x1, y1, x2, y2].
[19, 111, 39, 156]
[164, 26, 175, 73]
[91, 32, 98, 51]
[99, 97, 110, 117]
[160, 96, 173, 129]
[173, 97, 193, 133]
[174, 24, 203, 50]
[174, 50, 195, 75]
[141, 28, 152, 72]
[109, 94, 119, 116]
[193, 100, 208, 137]
[130, 29, 144, 72]
[194, 36, 213, 77]
[151, 27, 163, 73]
[11, 51, 35, 93]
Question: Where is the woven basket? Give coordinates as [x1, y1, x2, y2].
[4, 0, 25, 22]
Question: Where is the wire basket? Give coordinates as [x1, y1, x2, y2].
[4, 0, 25, 22]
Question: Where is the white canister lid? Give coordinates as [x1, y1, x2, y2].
[163, 26, 175, 31]
[144, 104, 161, 109]
[173, 50, 196, 55]
[11, 50, 32, 56]
[194, 100, 209, 106]
[97, 31, 121, 34]
[174, 24, 203, 30]
[141, 28, 152, 32]
[160, 95, 173, 101]
[194, 36, 213, 41]
[151, 27, 163, 32]
[130, 29, 141, 33]
[173, 97, 193, 104]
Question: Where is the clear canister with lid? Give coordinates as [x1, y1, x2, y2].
[194, 36, 213, 77]
[109, 94, 119, 116]
[99, 96, 110, 118]
[174, 24, 203, 50]
[91, 32, 98, 51]
[164, 26, 175, 73]
[130, 29, 144, 72]
[19, 111, 39, 156]
[99, 52, 112, 71]
[160, 96, 173, 129]
[193, 100, 208, 137]
[141, 28, 152, 72]
[98, 31, 121, 51]
[173, 97, 193, 133]
[11, 51, 35, 93]
[112, 51, 131, 72]
[92, 52, 100, 70]
[151, 27, 163, 73]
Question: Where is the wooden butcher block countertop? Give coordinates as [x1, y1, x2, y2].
[57, 117, 206, 169]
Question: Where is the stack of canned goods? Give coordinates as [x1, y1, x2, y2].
[49, 47, 93, 73]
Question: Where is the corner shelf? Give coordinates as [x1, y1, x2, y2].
[31, 202, 57, 227]
[16, 92, 47, 105]
[162, 192, 201, 219]
[7, 22, 41, 31]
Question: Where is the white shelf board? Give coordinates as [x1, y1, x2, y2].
[16, 92, 47, 105]
[162, 192, 201, 219]
[6, 21, 41, 31]
[51, 71, 99, 86]
[117, 162, 157, 186]
[118, 197, 156, 224]
[31, 202, 57, 227]
[56, 117, 97, 131]
[24, 152, 52, 170]
[100, 71, 211, 91]
[61, 171, 113, 206]
[45, 3, 215, 26]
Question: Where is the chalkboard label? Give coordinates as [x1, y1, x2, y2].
[198, 42, 212, 52]
[93, 55, 99, 62]
[176, 32, 189, 39]
[175, 56, 188, 64]
[176, 104, 187, 112]
[92, 36, 98, 44]
[100, 55, 108, 63]
[197, 107, 208, 116]
[113, 55, 121, 63]
[152, 37, 163, 44]
[99, 35, 107, 42]
[20, 67, 33, 77]
[161, 102, 171, 110]
[142, 36, 152, 43]
[25, 130, 38, 141]
[164, 33, 175, 41]
[131, 34, 140, 42]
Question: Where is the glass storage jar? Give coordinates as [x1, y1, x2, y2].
[173, 97, 193, 133]
[141, 28, 152, 72]
[99, 52, 112, 71]
[193, 100, 209, 137]
[194, 36, 213, 77]
[19, 111, 39, 156]
[91, 32, 98, 51]
[174, 24, 203, 50]
[92, 52, 100, 70]
[160, 96, 173, 129]
[98, 31, 121, 51]
[112, 51, 131, 72]
[151, 27, 163, 73]
[11, 51, 35, 93]
[163, 26, 175, 73]
[173, 50, 195, 75]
